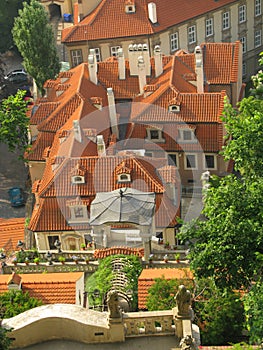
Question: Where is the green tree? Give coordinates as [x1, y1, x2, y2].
[146, 276, 180, 311]
[12, 0, 60, 95]
[0, 0, 29, 53]
[178, 54, 263, 291]
[243, 281, 263, 344]
[0, 290, 42, 319]
[193, 279, 244, 345]
[0, 327, 13, 350]
[0, 89, 29, 155]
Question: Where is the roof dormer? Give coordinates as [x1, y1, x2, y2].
[71, 163, 87, 184]
[116, 160, 132, 183]
[125, 0, 135, 13]
[168, 104, 180, 113]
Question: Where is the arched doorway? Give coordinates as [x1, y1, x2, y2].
[48, 3, 62, 19]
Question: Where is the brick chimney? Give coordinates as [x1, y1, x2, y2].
[194, 46, 204, 93]
[138, 56, 146, 95]
[154, 45, 163, 77]
[117, 48, 125, 80]
[107, 88, 119, 139]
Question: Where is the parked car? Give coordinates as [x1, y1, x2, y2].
[8, 187, 25, 207]
[4, 69, 28, 85]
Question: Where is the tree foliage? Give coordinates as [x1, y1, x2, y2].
[0, 327, 13, 350]
[0, 89, 29, 155]
[0, 0, 29, 53]
[12, 0, 60, 95]
[193, 279, 244, 345]
[243, 281, 263, 344]
[0, 290, 42, 319]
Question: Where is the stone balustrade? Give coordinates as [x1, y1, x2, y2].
[123, 310, 175, 337]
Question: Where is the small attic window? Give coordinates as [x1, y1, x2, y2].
[125, 3, 135, 13]
[169, 105, 180, 113]
[72, 175, 85, 184]
[117, 173, 131, 183]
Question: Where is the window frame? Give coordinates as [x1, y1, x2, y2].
[110, 46, 121, 57]
[146, 128, 165, 143]
[168, 153, 178, 168]
[178, 128, 197, 143]
[203, 154, 217, 170]
[71, 49, 83, 67]
[242, 62, 247, 77]
[188, 25, 196, 45]
[93, 47, 101, 62]
[184, 154, 198, 170]
[48, 235, 60, 250]
[255, 0, 261, 16]
[170, 32, 179, 52]
[117, 173, 131, 183]
[240, 36, 247, 53]
[255, 29, 262, 48]
[239, 4, 246, 23]
[205, 18, 214, 37]
[222, 11, 230, 30]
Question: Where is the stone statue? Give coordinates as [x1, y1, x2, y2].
[175, 285, 191, 316]
[107, 290, 121, 318]
[179, 335, 196, 350]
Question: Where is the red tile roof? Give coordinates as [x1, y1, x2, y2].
[0, 218, 25, 253]
[0, 272, 83, 304]
[62, 0, 237, 43]
[138, 267, 193, 309]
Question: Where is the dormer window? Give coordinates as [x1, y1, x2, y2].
[146, 128, 165, 143]
[117, 173, 131, 183]
[72, 175, 85, 184]
[169, 104, 180, 113]
[67, 199, 89, 224]
[178, 127, 197, 143]
[125, 1, 135, 13]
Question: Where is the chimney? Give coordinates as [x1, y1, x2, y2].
[73, 3, 79, 24]
[73, 120, 82, 143]
[154, 45, 163, 77]
[194, 46, 204, 93]
[88, 53, 98, 85]
[138, 56, 146, 95]
[97, 135, 106, 157]
[128, 44, 138, 76]
[117, 48, 125, 80]
[148, 2, 157, 24]
[107, 88, 119, 139]
[142, 44, 151, 76]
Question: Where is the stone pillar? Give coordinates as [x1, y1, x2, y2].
[140, 226, 152, 261]
[92, 227, 104, 248]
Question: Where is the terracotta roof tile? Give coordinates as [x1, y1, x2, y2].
[62, 0, 237, 43]
[0, 218, 25, 252]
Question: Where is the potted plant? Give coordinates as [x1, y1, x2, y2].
[58, 256, 66, 264]
[34, 257, 40, 265]
[149, 254, 154, 265]
[175, 253, 180, 263]
[72, 255, 79, 264]
[164, 254, 169, 263]
[84, 256, 90, 264]
[80, 243, 86, 251]
[13, 257, 18, 266]
[165, 241, 170, 249]
[25, 257, 30, 265]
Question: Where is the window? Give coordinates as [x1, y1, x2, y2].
[255, 29, 262, 48]
[170, 32, 179, 52]
[178, 128, 197, 142]
[255, 0, 261, 16]
[188, 25, 196, 45]
[146, 128, 165, 142]
[117, 173, 131, 183]
[125, 4, 135, 13]
[72, 175, 85, 184]
[169, 104, 180, 113]
[48, 235, 59, 250]
[240, 36, 247, 53]
[168, 153, 178, 167]
[242, 62, 247, 76]
[204, 154, 216, 169]
[71, 49, 83, 67]
[94, 48, 101, 62]
[239, 5, 246, 23]
[222, 11, 230, 30]
[206, 18, 214, 37]
[185, 154, 197, 169]
[110, 46, 121, 57]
